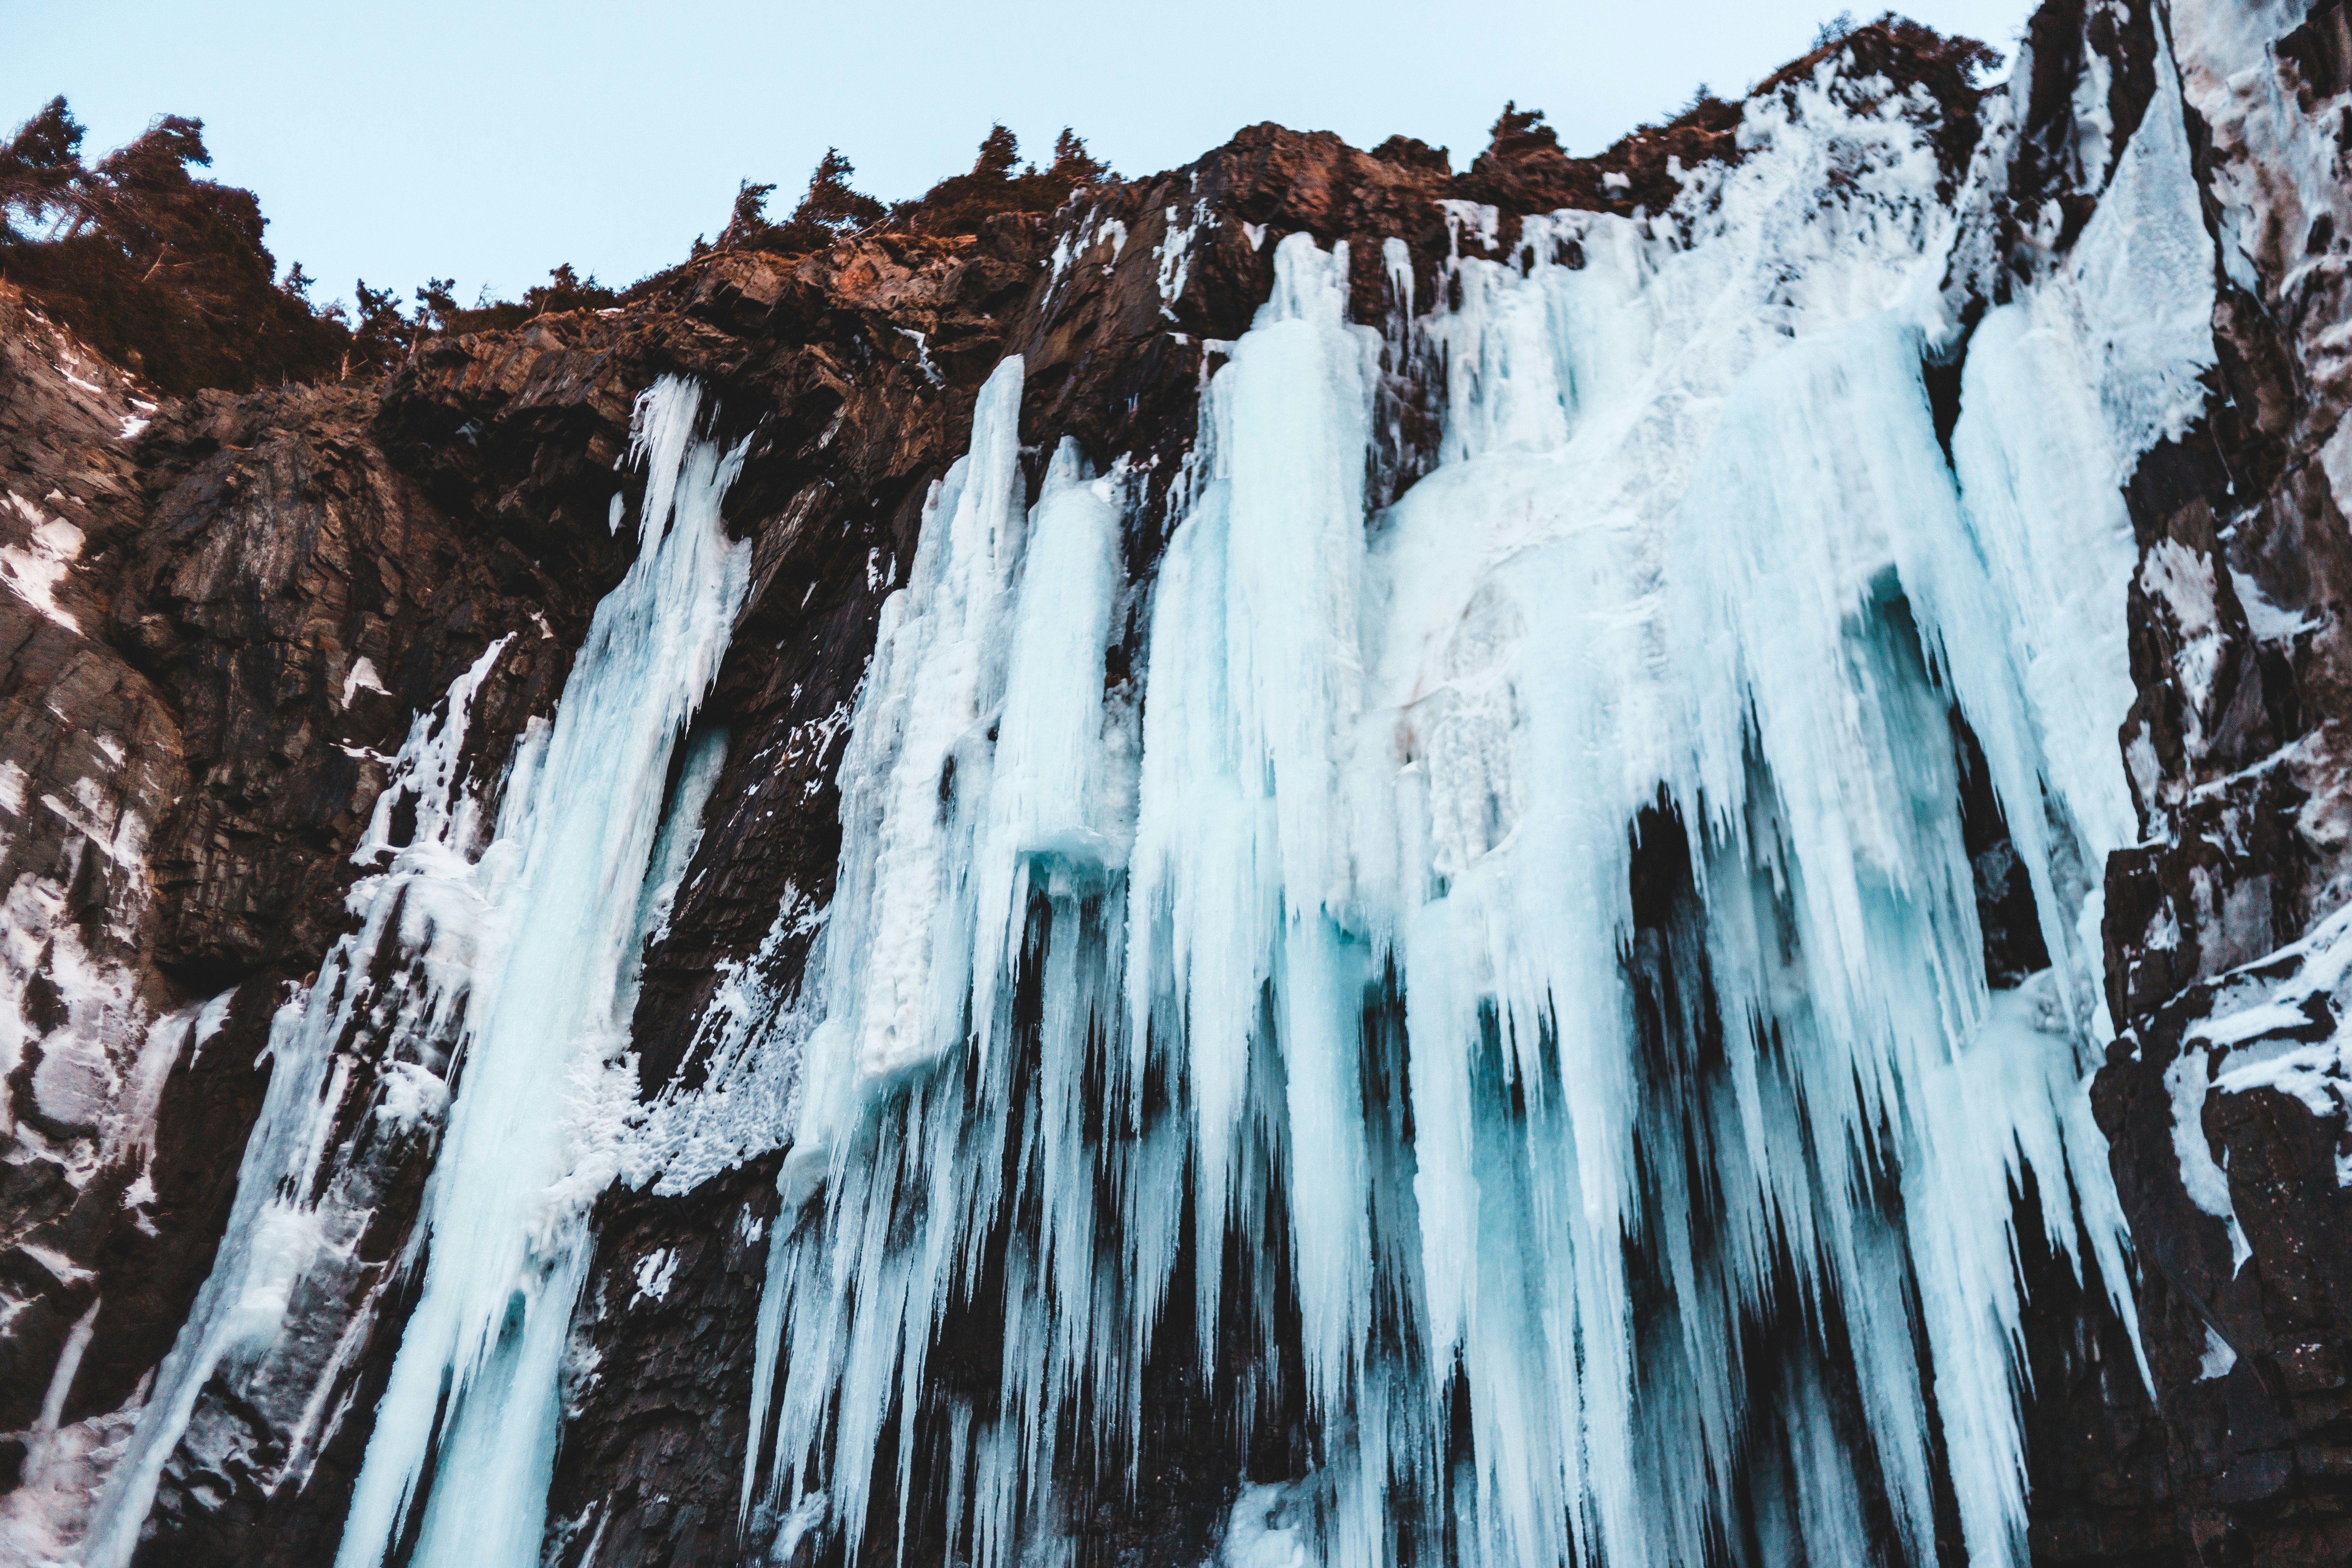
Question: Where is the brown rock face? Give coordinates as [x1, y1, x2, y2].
[0, 290, 190, 1436]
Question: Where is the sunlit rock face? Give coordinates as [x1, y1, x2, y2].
[5, 4, 2352, 1565]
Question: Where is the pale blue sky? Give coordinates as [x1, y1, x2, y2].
[5, 0, 2038, 314]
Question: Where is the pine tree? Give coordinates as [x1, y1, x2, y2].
[794, 149, 885, 233]
[720, 180, 776, 248]
[0, 97, 88, 239]
[1048, 128, 1109, 187]
[972, 124, 1020, 180]
[351, 278, 415, 370]
[1489, 101, 1561, 158]
[413, 276, 457, 328]
[0, 96, 350, 390]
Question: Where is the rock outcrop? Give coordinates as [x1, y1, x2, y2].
[2084, 0, 2352, 1559]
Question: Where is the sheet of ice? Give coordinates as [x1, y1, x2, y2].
[0, 1389, 143, 1565]
[0, 493, 85, 633]
[732, 355, 1171, 1558]
[1221, 1482, 1322, 1568]
[338, 655, 391, 708]
[74, 374, 752, 1568]
[896, 328, 945, 389]
[2200, 1325, 2240, 1380]
[2174, 902, 2352, 1188]
[0, 704, 178, 1559]
[1042, 206, 1128, 309]
[2172, 0, 2345, 300]
[1157, 201, 1207, 318]
[1946, 34, 2215, 868]
[788, 356, 1029, 1147]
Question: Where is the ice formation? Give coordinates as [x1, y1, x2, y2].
[77, 378, 751, 1568]
[724, 38, 2212, 1568]
[80, 637, 517, 1568]
[333, 378, 749, 1568]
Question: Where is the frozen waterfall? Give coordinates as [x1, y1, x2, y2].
[79, 639, 517, 1568]
[331, 379, 750, 1568]
[79, 377, 753, 1568]
[69, 30, 2224, 1568]
[724, 43, 2213, 1568]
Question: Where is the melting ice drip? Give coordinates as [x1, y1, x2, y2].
[735, 46, 2214, 1568]
[78, 378, 749, 1568]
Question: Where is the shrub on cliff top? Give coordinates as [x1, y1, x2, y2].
[422, 263, 622, 337]
[1464, 12, 1995, 215]
[4, 15, 2001, 398]
[0, 96, 349, 394]
[1486, 103, 1561, 161]
[708, 127, 1111, 258]
[900, 126, 1113, 236]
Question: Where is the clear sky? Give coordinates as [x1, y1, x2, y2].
[5, 0, 2039, 315]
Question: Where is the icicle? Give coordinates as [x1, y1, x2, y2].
[741, 357, 1164, 1566]
[779, 357, 1029, 1192]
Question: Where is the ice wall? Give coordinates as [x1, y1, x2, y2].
[720, 37, 2215, 1568]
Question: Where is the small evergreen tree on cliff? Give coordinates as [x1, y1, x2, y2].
[413, 276, 458, 329]
[719, 151, 887, 255]
[795, 149, 887, 233]
[0, 96, 85, 233]
[972, 124, 1020, 181]
[350, 278, 415, 371]
[1487, 101, 1562, 160]
[1048, 128, 1109, 186]
[718, 179, 778, 249]
[520, 262, 618, 314]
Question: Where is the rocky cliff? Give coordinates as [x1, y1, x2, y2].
[2, 3, 2350, 1565]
